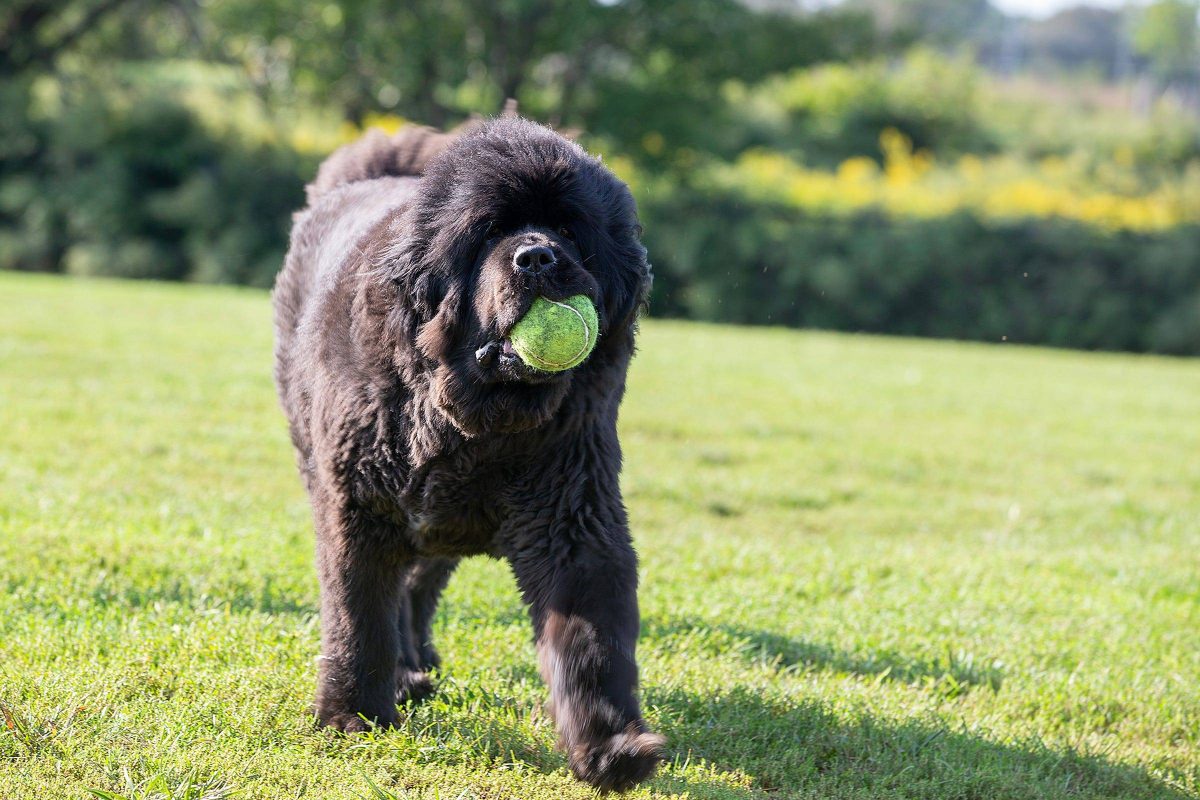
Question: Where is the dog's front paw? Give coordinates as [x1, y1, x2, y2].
[317, 704, 397, 733]
[569, 728, 666, 792]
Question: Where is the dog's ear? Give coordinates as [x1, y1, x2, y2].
[404, 267, 447, 322]
[585, 221, 651, 336]
[415, 281, 463, 361]
[377, 235, 445, 357]
[387, 253, 466, 364]
[381, 194, 482, 362]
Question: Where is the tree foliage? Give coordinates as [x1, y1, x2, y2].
[2, 1, 1199, 354]
[1024, 7, 1124, 78]
[1133, 0, 1200, 82]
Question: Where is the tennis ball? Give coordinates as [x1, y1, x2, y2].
[509, 295, 598, 372]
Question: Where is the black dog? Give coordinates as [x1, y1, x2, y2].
[272, 117, 663, 791]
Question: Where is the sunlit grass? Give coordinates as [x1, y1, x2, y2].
[1, 272, 1198, 799]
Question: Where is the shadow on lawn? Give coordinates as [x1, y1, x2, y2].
[381, 674, 1189, 800]
[406, 610, 1184, 799]
[74, 581, 1188, 798]
[644, 616, 1004, 695]
[643, 686, 1191, 800]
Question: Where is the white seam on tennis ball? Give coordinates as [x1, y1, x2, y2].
[537, 298, 592, 367]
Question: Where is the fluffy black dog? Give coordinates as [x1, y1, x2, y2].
[272, 117, 663, 791]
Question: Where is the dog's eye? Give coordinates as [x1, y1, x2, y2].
[558, 226, 576, 241]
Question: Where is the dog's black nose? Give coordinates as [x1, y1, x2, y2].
[513, 244, 556, 274]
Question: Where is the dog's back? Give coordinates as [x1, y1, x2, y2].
[304, 125, 458, 206]
[273, 124, 456, 338]
[272, 125, 456, 463]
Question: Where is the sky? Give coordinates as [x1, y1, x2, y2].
[812, 1, 1145, 20]
[990, 0, 1130, 17]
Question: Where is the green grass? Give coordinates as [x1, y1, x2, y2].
[1, 271, 1198, 800]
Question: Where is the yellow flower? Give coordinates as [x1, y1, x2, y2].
[723, 143, 1191, 233]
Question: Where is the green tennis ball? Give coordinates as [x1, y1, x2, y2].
[509, 295, 599, 372]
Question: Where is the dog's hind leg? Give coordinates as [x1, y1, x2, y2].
[393, 556, 458, 704]
[405, 557, 459, 672]
[393, 578, 436, 706]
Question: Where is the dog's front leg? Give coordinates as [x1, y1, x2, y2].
[508, 529, 665, 791]
[312, 498, 408, 732]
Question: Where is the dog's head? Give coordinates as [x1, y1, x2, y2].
[384, 118, 651, 436]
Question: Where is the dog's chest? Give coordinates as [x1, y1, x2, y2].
[400, 454, 511, 557]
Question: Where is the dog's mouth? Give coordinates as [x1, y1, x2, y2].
[471, 282, 600, 385]
[474, 336, 565, 384]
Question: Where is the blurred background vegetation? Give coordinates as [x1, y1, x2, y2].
[3, 0, 1199, 353]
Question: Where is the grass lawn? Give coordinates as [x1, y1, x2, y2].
[1, 271, 1198, 799]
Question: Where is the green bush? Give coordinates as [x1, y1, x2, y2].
[641, 188, 1200, 355]
[979, 79, 1200, 179]
[4, 70, 1197, 355]
[725, 49, 995, 166]
[0, 80, 310, 287]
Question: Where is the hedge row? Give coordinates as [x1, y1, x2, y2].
[3, 89, 1197, 354]
[640, 192, 1200, 355]
[0, 89, 311, 289]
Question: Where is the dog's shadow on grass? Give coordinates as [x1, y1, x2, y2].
[643, 616, 1004, 696]
[402, 660, 1189, 799]
[642, 684, 1191, 799]
[633, 617, 1185, 798]
[97, 584, 1187, 798]
[414, 611, 1189, 799]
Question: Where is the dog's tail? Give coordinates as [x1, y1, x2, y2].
[307, 103, 524, 205]
[305, 123, 466, 206]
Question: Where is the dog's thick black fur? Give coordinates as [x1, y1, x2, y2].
[272, 117, 663, 791]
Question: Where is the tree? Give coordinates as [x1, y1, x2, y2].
[0, 0, 136, 78]
[1133, 0, 1200, 83]
[199, 0, 874, 156]
[843, 0, 999, 49]
[1025, 6, 1123, 78]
